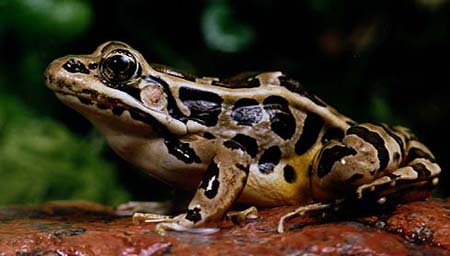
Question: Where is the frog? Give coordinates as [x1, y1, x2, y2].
[44, 41, 441, 233]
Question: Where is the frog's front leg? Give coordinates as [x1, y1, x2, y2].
[154, 140, 252, 233]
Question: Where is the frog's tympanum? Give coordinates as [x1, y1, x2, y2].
[45, 41, 441, 233]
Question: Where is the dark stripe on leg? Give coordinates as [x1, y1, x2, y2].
[378, 124, 405, 159]
[199, 161, 220, 199]
[405, 147, 436, 163]
[317, 145, 357, 178]
[347, 126, 390, 172]
[411, 163, 432, 179]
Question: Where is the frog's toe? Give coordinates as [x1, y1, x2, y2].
[155, 222, 220, 235]
[133, 213, 220, 234]
[132, 212, 180, 224]
[226, 206, 259, 225]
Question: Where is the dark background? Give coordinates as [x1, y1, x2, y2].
[0, 0, 448, 206]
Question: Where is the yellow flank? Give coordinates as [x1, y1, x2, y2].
[285, 142, 323, 204]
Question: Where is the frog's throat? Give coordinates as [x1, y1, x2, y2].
[53, 87, 188, 136]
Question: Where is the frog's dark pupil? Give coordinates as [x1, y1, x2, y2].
[107, 55, 131, 73]
[102, 52, 138, 84]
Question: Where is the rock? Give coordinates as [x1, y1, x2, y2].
[0, 199, 449, 255]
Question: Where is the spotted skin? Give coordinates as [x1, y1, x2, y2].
[199, 161, 220, 199]
[231, 98, 263, 126]
[322, 126, 345, 144]
[258, 146, 282, 174]
[224, 134, 258, 158]
[179, 87, 224, 127]
[45, 41, 442, 233]
[63, 59, 90, 74]
[179, 143, 252, 227]
[295, 112, 324, 155]
[311, 123, 440, 202]
[347, 125, 390, 172]
[316, 144, 357, 178]
[263, 96, 296, 140]
[283, 165, 297, 183]
[186, 207, 202, 223]
[164, 137, 201, 164]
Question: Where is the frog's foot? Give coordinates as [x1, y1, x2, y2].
[225, 206, 259, 225]
[155, 221, 220, 235]
[133, 212, 220, 235]
[277, 200, 343, 233]
[356, 158, 440, 202]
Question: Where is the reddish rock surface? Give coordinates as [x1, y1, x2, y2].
[0, 199, 449, 255]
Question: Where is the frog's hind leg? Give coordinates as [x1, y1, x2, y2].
[356, 139, 441, 201]
[290, 124, 441, 233]
[154, 140, 253, 233]
[310, 124, 440, 202]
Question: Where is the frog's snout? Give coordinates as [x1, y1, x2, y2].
[44, 57, 65, 90]
[44, 56, 92, 91]
[61, 58, 91, 75]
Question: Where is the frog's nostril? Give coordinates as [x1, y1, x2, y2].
[63, 58, 90, 74]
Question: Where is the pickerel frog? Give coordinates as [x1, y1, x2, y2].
[45, 41, 441, 233]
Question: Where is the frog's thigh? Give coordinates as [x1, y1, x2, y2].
[177, 144, 252, 228]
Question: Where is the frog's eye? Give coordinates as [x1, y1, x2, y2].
[100, 50, 140, 86]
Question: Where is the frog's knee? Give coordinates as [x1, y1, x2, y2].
[311, 139, 379, 200]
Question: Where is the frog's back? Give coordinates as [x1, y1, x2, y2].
[153, 67, 354, 206]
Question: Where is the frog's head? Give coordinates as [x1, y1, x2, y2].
[45, 41, 188, 136]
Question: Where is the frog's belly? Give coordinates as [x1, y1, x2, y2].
[238, 163, 312, 207]
[104, 133, 207, 190]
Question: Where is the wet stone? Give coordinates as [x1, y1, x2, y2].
[0, 199, 449, 255]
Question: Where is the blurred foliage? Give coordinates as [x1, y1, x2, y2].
[6, 0, 92, 41]
[0, 94, 129, 205]
[0, 0, 449, 205]
[202, 0, 255, 52]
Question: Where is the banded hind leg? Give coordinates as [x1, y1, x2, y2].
[278, 123, 441, 232]
[355, 136, 440, 201]
[311, 123, 440, 202]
